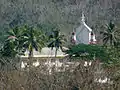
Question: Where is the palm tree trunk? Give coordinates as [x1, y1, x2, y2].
[29, 49, 33, 58]
[28, 47, 33, 67]
[28, 44, 33, 58]
[110, 35, 113, 46]
[55, 48, 57, 58]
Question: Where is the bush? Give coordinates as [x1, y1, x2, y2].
[65, 44, 108, 62]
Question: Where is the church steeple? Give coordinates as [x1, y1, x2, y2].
[81, 12, 85, 23]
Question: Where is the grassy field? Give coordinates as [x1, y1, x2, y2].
[0, 58, 119, 90]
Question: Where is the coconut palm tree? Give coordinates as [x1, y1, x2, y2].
[0, 39, 18, 57]
[1, 26, 24, 57]
[6, 26, 20, 47]
[48, 29, 66, 57]
[22, 26, 46, 58]
[100, 21, 118, 46]
[8, 26, 25, 51]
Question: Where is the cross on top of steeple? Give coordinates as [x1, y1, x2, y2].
[81, 12, 85, 22]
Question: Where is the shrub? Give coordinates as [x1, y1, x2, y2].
[65, 44, 108, 62]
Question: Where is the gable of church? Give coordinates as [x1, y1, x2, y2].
[71, 13, 96, 45]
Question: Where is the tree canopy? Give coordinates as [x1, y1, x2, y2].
[65, 44, 109, 62]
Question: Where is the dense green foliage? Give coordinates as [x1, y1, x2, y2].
[21, 25, 46, 57]
[65, 44, 108, 62]
[0, 27, 24, 57]
[0, 25, 47, 58]
[48, 30, 66, 57]
[100, 21, 118, 46]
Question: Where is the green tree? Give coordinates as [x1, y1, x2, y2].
[48, 29, 66, 57]
[100, 21, 118, 46]
[7, 26, 24, 52]
[65, 44, 108, 62]
[0, 40, 18, 57]
[0, 26, 24, 57]
[22, 26, 46, 58]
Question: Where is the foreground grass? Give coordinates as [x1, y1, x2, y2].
[0, 58, 119, 90]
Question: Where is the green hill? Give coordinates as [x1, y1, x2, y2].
[0, 0, 120, 41]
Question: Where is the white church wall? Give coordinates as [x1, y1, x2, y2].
[76, 25, 90, 44]
[82, 28, 90, 44]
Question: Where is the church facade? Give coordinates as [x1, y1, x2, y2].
[71, 13, 96, 45]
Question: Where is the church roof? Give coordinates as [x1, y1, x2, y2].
[77, 13, 92, 32]
[82, 22, 92, 32]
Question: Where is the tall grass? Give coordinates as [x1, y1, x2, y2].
[0, 57, 119, 90]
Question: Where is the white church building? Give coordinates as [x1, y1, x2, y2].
[71, 13, 96, 44]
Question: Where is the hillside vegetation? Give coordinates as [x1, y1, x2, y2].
[0, 0, 120, 33]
